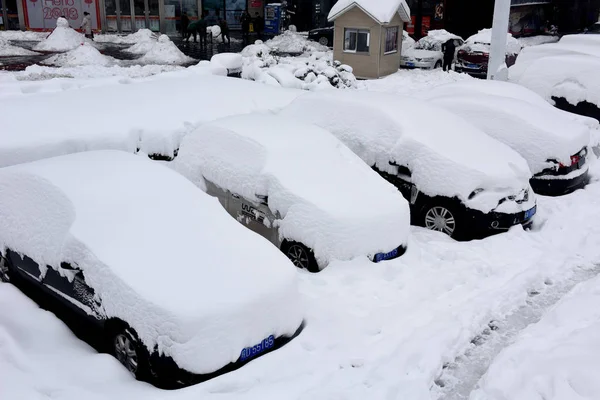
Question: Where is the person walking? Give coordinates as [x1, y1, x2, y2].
[197, 12, 208, 48]
[254, 12, 264, 40]
[219, 18, 230, 45]
[241, 11, 251, 44]
[81, 12, 93, 39]
[181, 12, 190, 39]
[441, 38, 456, 72]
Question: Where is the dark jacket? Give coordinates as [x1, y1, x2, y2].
[442, 39, 456, 58]
[219, 19, 229, 35]
[254, 15, 264, 32]
[241, 13, 250, 32]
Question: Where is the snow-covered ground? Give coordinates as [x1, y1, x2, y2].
[1, 161, 600, 399]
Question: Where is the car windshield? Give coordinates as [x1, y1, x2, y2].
[415, 37, 442, 51]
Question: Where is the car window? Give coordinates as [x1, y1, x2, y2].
[43, 264, 100, 316]
[8, 250, 41, 281]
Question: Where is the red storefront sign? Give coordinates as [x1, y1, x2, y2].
[406, 15, 431, 36]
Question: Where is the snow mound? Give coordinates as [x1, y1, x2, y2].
[123, 39, 156, 55]
[462, 28, 522, 55]
[210, 53, 243, 73]
[0, 74, 301, 166]
[94, 29, 157, 44]
[208, 25, 221, 38]
[42, 43, 115, 67]
[173, 114, 410, 268]
[138, 34, 194, 65]
[471, 273, 600, 400]
[279, 90, 534, 214]
[0, 150, 304, 374]
[510, 54, 600, 108]
[33, 18, 87, 52]
[0, 38, 39, 56]
[360, 68, 472, 95]
[518, 34, 559, 47]
[419, 89, 591, 175]
[265, 30, 329, 55]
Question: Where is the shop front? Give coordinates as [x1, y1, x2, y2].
[2, 0, 265, 33]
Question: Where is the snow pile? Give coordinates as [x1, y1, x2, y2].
[94, 29, 157, 44]
[33, 17, 87, 52]
[471, 273, 600, 400]
[517, 34, 559, 47]
[279, 90, 534, 214]
[0, 74, 301, 165]
[559, 33, 600, 47]
[510, 54, 600, 108]
[0, 150, 304, 374]
[210, 53, 243, 74]
[242, 39, 357, 90]
[208, 25, 221, 38]
[511, 41, 600, 73]
[360, 68, 472, 95]
[0, 38, 39, 56]
[462, 28, 522, 55]
[420, 88, 591, 175]
[0, 30, 47, 41]
[402, 30, 415, 51]
[42, 42, 115, 67]
[265, 30, 329, 55]
[328, 0, 409, 24]
[173, 114, 410, 268]
[138, 34, 194, 65]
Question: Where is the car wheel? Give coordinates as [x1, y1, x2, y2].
[0, 254, 11, 283]
[434, 60, 442, 69]
[318, 36, 329, 46]
[282, 241, 319, 273]
[111, 326, 151, 380]
[423, 204, 460, 238]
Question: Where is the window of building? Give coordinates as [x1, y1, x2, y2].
[344, 28, 370, 53]
[385, 26, 399, 53]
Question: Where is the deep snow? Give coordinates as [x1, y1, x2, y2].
[0, 38, 39, 56]
[42, 43, 116, 67]
[1, 161, 600, 400]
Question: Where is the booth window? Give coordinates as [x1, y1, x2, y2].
[385, 26, 399, 54]
[344, 28, 370, 53]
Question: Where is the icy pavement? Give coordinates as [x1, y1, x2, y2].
[1, 160, 600, 399]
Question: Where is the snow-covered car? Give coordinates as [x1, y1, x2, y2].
[279, 90, 537, 240]
[455, 28, 522, 78]
[308, 26, 334, 47]
[400, 29, 463, 69]
[171, 114, 410, 272]
[0, 150, 304, 387]
[420, 82, 591, 195]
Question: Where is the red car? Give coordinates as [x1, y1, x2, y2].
[455, 29, 522, 78]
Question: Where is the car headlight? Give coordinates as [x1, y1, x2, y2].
[422, 57, 435, 62]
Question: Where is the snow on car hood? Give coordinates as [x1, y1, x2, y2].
[510, 54, 600, 109]
[419, 90, 590, 174]
[173, 114, 410, 267]
[0, 74, 301, 167]
[0, 151, 303, 374]
[462, 28, 521, 55]
[279, 90, 533, 214]
[402, 48, 439, 60]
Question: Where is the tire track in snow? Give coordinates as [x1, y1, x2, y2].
[433, 264, 600, 400]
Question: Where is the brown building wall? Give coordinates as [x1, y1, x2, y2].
[378, 13, 403, 77]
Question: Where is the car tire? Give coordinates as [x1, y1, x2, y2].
[421, 202, 463, 239]
[434, 60, 442, 69]
[0, 254, 11, 283]
[318, 36, 329, 46]
[281, 241, 319, 273]
[109, 323, 152, 381]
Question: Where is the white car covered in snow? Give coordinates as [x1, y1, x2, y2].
[419, 81, 591, 195]
[171, 114, 410, 272]
[279, 90, 537, 240]
[0, 151, 304, 387]
[400, 29, 463, 69]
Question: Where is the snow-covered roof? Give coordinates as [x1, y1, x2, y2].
[0, 150, 303, 374]
[173, 114, 410, 267]
[279, 90, 533, 214]
[419, 88, 591, 174]
[510, 54, 600, 108]
[328, 0, 411, 24]
[0, 74, 301, 167]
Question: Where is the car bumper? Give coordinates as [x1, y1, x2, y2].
[465, 205, 536, 239]
[400, 60, 435, 69]
[530, 170, 589, 196]
[148, 322, 305, 388]
[455, 65, 487, 78]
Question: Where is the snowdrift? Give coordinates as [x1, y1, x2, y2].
[33, 17, 87, 52]
[42, 42, 115, 67]
[138, 35, 194, 65]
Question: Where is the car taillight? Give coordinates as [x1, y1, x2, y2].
[571, 155, 580, 164]
[458, 50, 466, 56]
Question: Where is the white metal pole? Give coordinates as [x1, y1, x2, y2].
[487, 0, 511, 80]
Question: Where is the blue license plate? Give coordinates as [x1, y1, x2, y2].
[466, 63, 480, 69]
[406, 62, 415, 67]
[524, 206, 536, 220]
[374, 248, 399, 263]
[240, 335, 275, 362]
